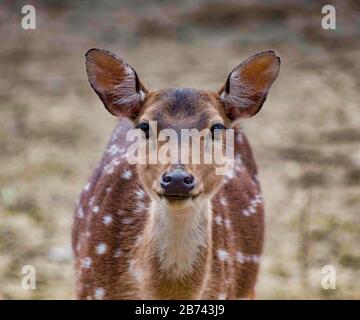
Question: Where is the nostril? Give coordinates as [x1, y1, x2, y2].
[184, 174, 195, 186]
[161, 174, 172, 186]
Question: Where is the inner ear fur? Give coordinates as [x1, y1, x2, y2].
[219, 51, 280, 119]
[85, 48, 148, 119]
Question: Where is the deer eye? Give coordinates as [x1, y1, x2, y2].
[210, 123, 225, 139]
[136, 122, 150, 139]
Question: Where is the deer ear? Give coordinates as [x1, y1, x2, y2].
[85, 48, 148, 119]
[219, 51, 280, 119]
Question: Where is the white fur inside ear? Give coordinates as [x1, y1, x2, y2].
[111, 65, 145, 108]
[219, 91, 226, 101]
[221, 70, 256, 109]
[220, 52, 280, 116]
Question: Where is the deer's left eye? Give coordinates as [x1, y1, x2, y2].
[210, 123, 225, 139]
[136, 122, 150, 139]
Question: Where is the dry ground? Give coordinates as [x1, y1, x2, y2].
[0, 0, 359, 299]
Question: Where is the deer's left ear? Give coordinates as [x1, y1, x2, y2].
[86, 48, 148, 119]
[219, 51, 280, 119]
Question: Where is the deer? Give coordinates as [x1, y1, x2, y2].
[72, 48, 280, 300]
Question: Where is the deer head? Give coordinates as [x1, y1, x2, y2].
[85, 49, 280, 211]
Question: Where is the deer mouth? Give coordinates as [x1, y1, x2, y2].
[162, 194, 192, 201]
[157, 193, 200, 203]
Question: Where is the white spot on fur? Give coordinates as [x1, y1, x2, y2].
[81, 257, 92, 269]
[122, 169, 132, 179]
[122, 218, 133, 225]
[217, 249, 229, 262]
[103, 214, 112, 225]
[92, 206, 100, 214]
[89, 196, 95, 207]
[135, 201, 146, 212]
[104, 158, 121, 174]
[214, 215, 222, 225]
[234, 154, 243, 172]
[220, 197, 227, 207]
[77, 206, 84, 219]
[96, 243, 107, 255]
[135, 188, 145, 199]
[236, 251, 260, 264]
[224, 154, 243, 182]
[107, 144, 125, 156]
[242, 193, 262, 216]
[84, 182, 90, 192]
[224, 219, 231, 229]
[236, 251, 246, 264]
[94, 287, 105, 300]
[106, 187, 112, 193]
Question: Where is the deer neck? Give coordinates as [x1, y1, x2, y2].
[137, 198, 213, 298]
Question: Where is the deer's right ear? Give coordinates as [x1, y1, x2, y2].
[85, 48, 148, 119]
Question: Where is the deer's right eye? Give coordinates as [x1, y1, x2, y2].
[136, 122, 150, 139]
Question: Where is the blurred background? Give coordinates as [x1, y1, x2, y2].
[0, 0, 359, 299]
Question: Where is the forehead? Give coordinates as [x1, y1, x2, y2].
[141, 88, 220, 131]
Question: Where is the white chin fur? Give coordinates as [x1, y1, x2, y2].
[161, 197, 193, 210]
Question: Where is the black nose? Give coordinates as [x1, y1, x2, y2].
[160, 170, 195, 196]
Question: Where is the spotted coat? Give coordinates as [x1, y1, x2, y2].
[72, 118, 264, 300]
